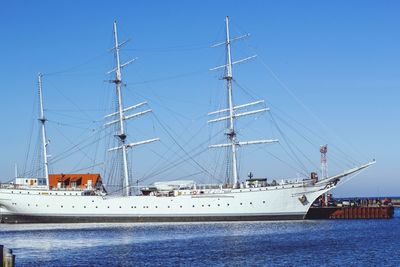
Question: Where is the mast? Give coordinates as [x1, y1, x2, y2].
[14, 163, 18, 179]
[38, 73, 50, 189]
[208, 16, 278, 187]
[112, 21, 131, 196]
[106, 21, 159, 196]
[224, 16, 239, 186]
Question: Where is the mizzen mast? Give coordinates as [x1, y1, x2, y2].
[208, 16, 278, 187]
[106, 21, 159, 196]
[38, 73, 50, 190]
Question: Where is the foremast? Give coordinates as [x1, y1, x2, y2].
[208, 16, 279, 187]
[106, 21, 159, 196]
[38, 73, 50, 190]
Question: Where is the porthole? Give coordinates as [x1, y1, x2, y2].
[61, 205, 63, 208]
[217, 204, 220, 207]
[240, 203, 242, 205]
[250, 202, 252, 205]
[180, 206, 182, 208]
[202, 205, 204, 207]
[227, 204, 230, 206]
[263, 201, 266, 204]
[168, 206, 170, 208]
[96, 206, 98, 208]
[155, 206, 158, 208]
[119, 206, 122, 209]
[131, 206, 133, 209]
[84, 206, 86, 208]
[192, 205, 195, 208]
[108, 206, 110, 209]
[208, 204, 210, 207]
[28, 204, 30, 206]
[72, 206, 75, 208]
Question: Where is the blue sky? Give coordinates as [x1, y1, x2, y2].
[0, 1, 399, 197]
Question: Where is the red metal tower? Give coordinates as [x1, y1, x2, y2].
[320, 144, 328, 179]
[320, 144, 329, 206]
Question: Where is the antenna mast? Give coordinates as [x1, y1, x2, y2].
[320, 144, 329, 206]
[38, 73, 50, 189]
[208, 17, 278, 187]
[320, 144, 328, 179]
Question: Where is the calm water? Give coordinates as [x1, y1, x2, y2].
[1, 209, 399, 266]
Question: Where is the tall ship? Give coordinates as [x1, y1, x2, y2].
[0, 18, 374, 223]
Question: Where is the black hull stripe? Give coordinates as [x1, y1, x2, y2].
[1, 214, 305, 224]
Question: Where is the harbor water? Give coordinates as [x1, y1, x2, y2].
[1, 208, 399, 266]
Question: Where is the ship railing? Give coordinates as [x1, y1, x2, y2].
[194, 184, 224, 190]
[50, 187, 85, 191]
[0, 183, 18, 189]
[261, 179, 313, 188]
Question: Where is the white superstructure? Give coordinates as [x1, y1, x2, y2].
[0, 18, 375, 223]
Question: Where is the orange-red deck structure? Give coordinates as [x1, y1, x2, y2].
[49, 174, 101, 190]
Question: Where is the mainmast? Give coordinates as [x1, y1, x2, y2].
[224, 16, 239, 186]
[105, 21, 159, 196]
[208, 16, 278, 187]
[38, 73, 50, 189]
[113, 21, 130, 196]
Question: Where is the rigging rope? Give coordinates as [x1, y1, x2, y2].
[241, 39, 369, 163]
[43, 52, 108, 76]
[233, 79, 361, 168]
[150, 112, 216, 180]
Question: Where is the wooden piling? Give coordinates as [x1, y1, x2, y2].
[2, 246, 15, 267]
[0, 245, 3, 266]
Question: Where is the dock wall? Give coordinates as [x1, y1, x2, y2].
[306, 206, 394, 219]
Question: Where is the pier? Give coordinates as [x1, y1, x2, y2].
[306, 196, 396, 219]
[306, 206, 394, 219]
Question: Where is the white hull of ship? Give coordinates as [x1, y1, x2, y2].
[0, 182, 332, 223]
